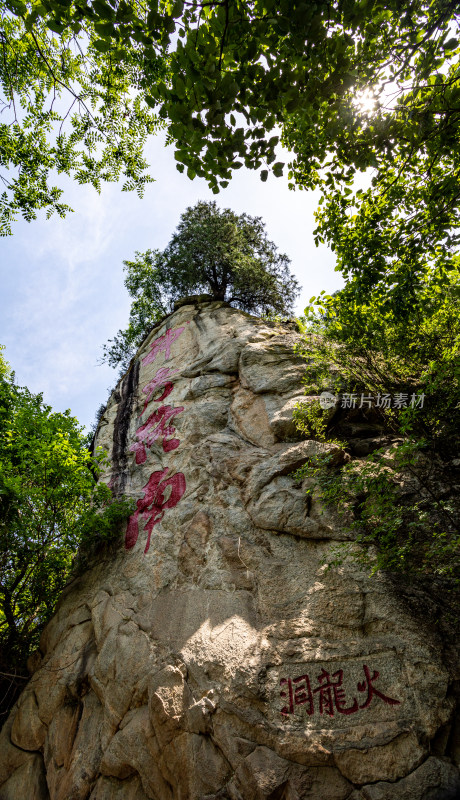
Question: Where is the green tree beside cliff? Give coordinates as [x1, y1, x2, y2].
[0, 361, 133, 718]
[294, 255, 460, 586]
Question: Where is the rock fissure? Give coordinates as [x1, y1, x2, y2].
[111, 359, 140, 495]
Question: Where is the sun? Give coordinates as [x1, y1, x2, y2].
[354, 89, 378, 115]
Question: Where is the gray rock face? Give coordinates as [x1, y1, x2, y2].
[0, 301, 459, 800]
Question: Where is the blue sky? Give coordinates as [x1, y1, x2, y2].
[1, 132, 343, 432]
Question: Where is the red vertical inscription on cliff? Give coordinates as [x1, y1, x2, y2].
[130, 404, 185, 463]
[141, 366, 179, 412]
[126, 324, 188, 553]
[125, 468, 186, 554]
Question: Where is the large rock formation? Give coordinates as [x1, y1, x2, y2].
[1, 300, 459, 800]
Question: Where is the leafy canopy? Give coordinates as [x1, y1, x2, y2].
[102, 200, 300, 368]
[3, 0, 459, 244]
[0, 1, 165, 234]
[0, 364, 133, 695]
[8, 0, 456, 184]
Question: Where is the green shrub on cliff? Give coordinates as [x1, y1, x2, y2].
[294, 260, 460, 587]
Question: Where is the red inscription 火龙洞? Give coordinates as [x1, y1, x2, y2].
[357, 664, 401, 709]
[280, 664, 400, 718]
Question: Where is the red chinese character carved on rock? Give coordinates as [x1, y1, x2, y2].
[142, 326, 186, 366]
[313, 668, 359, 717]
[357, 665, 401, 709]
[125, 468, 186, 553]
[130, 405, 184, 464]
[280, 674, 314, 716]
[141, 366, 179, 412]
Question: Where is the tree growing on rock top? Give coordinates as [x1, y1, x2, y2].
[102, 200, 301, 370]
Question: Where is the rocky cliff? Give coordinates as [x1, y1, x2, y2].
[0, 300, 459, 800]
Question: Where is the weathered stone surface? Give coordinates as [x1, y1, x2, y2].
[11, 688, 47, 751]
[239, 336, 306, 394]
[334, 731, 426, 784]
[229, 746, 351, 800]
[0, 752, 48, 800]
[0, 301, 458, 799]
[89, 775, 149, 800]
[44, 690, 107, 800]
[262, 393, 305, 441]
[0, 712, 38, 787]
[350, 756, 460, 799]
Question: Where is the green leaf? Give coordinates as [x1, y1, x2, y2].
[46, 18, 67, 33]
[92, 0, 116, 17]
[442, 38, 458, 51]
[6, 0, 27, 14]
[93, 38, 112, 52]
